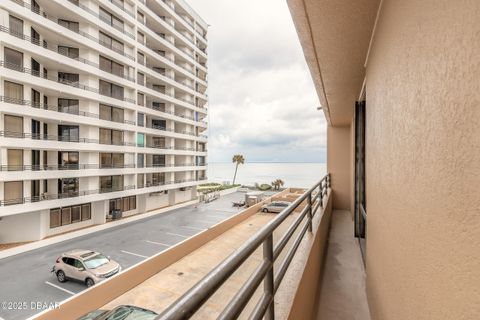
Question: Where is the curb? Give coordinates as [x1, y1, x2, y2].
[0, 199, 198, 260]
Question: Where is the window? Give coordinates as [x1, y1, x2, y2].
[152, 136, 165, 148]
[61, 207, 71, 225]
[4, 47, 23, 68]
[7, 149, 23, 171]
[31, 58, 40, 76]
[152, 172, 165, 186]
[99, 104, 124, 123]
[32, 89, 40, 108]
[137, 133, 145, 147]
[100, 175, 123, 192]
[112, 0, 124, 8]
[137, 92, 144, 106]
[99, 56, 124, 77]
[99, 31, 124, 53]
[58, 46, 79, 59]
[153, 155, 165, 167]
[4, 181, 23, 205]
[152, 119, 166, 130]
[58, 151, 79, 169]
[137, 32, 144, 44]
[153, 84, 165, 93]
[137, 153, 144, 168]
[58, 19, 79, 33]
[99, 128, 123, 145]
[152, 102, 165, 112]
[137, 11, 144, 23]
[109, 196, 135, 213]
[50, 209, 61, 228]
[58, 72, 79, 85]
[58, 178, 79, 195]
[137, 52, 144, 65]
[58, 125, 79, 142]
[58, 98, 79, 114]
[4, 115, 23, 137]
[100, 7, 124, 32]
[137, 113, 144, 126]
[99, 80, 124, 100]
[50, 203, 91, 228]
[137, 72, 144, 85]
[4, 81, 23, 102]
[31, 27, 40, 45]
[137, 174, 144, 188]
[71, 206, 81, 223]
[31, 119, 40, 139]
[100, 153, 124, 168]
[81, 204, 91, 221]
[9, 15, 23, 36]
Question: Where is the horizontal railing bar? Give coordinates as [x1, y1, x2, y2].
[248, 292, 273, 320]
[273, 220, 310, 292]
[218, 259, 271, 320]
[273, 203, 309, 260]
[155, 176, 328, 319]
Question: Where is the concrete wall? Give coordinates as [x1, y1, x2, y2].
[0, 211, 42, 243]
[327, 125, 353, 212]
[365, 1, 480, 319]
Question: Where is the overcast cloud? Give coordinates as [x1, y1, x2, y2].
[190, 0, 327, 163]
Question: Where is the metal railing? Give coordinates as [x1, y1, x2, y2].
[155, 174, 331, 320]
[0, 164, 136, 172]
[10, 0, 135, 60]
[0, 185, 135, 206]
[0, 61, 136, 104]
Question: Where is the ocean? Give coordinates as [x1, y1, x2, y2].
[207, 162, 327, 188]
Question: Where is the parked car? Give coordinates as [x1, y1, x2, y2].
[77, 305, 157, 320]
[52, 249, 121, 287]
[261, 201, 290, 213]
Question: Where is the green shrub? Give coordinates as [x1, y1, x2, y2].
[198, 184, 241, 194]
[258, 184, 272, 191]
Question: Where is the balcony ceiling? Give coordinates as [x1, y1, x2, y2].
[288, 0, 381, 126]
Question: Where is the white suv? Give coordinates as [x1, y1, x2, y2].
[52, 249, 121, 287]
[261, 201, 290, 213]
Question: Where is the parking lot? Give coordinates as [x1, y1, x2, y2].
[0, 192, 247, 320]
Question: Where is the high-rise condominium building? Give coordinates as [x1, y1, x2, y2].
[0, 0, 208, 243]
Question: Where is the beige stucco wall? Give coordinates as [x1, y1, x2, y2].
[327, 125, 353, 212]
[364, 0, 480, 319]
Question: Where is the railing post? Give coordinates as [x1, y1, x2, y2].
[307, 192, 313, 232]
[319, 182, 324, 209]
[263, 235, 275, 320]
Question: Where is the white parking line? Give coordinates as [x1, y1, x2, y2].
[180, 226, 207, 232]
[145, 240, 170, 247]
[166, 232, 188, 238]
[45, 281, 75, 296]
[121, 250, 148, 258]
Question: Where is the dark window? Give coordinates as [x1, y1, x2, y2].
[99, 7, 124, 32]
[31, 119, 40, 139]
[58, 72, 79, 85]
[31, 27, 40, 45]
[58, 125, 79, 142]
[50, 209, 61, 228]
[137, 153, 144, 168]
[137, 113, 144, 127]
[9, 15, 23, 36]
[137, 72, 144, 85]
[58, 98, 79, 114]
[99, 31, 123, 52]
[99, 128, 123, 145]
[152, 119, 166, 130]
[31, 59, 40, 76]
[32, 150, 40, 170]
[58, 178, 79, 195]
[137, 93, 144, 106]
[99, 56, 124, 77]
[31, 180, 40, 201]
[58, 151, 79, 169]
[4, 47, 23, 69]
[99, 104, 124, 123]
[58, 19, 79, 33]
[71, 206, 81, 223]
[99, 80, 124, 100]
[58, 46, 79, 59]
[81, 204, 91, 221]
[100, 175, 123, 193]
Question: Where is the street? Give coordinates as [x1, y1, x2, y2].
[0, 192, 246, 320]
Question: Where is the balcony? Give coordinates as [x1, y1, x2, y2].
[31, 174, 370, 320]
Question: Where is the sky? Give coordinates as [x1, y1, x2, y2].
[189, 0, 327, 163]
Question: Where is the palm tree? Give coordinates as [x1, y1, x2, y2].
[271, 179, 285, 190]
[232, 154, 245, 185]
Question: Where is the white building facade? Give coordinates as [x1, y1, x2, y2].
[0, 0, 208, 243]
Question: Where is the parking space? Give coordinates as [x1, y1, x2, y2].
[0, 192, 249, 320]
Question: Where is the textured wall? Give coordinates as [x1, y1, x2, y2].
[327, 125, 353, 211]
[365, 0, 480, 319]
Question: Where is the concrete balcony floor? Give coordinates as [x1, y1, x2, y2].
[315, 210, 370, 320]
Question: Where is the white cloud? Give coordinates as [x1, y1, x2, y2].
[190, 0, 327, 162]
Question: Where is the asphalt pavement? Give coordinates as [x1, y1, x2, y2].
[0, 192, 247, 320]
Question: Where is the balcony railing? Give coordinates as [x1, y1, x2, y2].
[0, 185, 135, 206]
[0, 96, 135, 125]
[10, 0, 135, 60]
[0, 61, 136, 104]
[0, 131, 136, 147]
[155, 174, 331, 320]
[0, 164, 136, 171]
